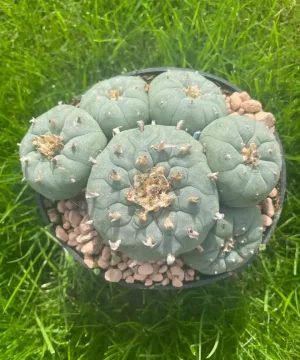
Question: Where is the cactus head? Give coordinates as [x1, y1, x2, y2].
[200, 115, 282, 207]
[148, 70, 228, 134]
[80, 75, 149, 139]
[19, 105, 107, 200]
[86, 124, 219, 261]
[182, 206, 264, 274]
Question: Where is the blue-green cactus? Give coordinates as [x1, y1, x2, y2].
[182, 206, 263, 274]
[148, 70, 227, 134]
[200, 115, 282, 207]
[86, 124, 219, 262]
[80, 75, 149, 138]
[19, 104, 107, 200]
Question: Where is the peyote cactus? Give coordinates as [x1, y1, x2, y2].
[148, 70, 228, 134]
[19, 104, 107, 200]
[20, 68, 285, 288]
[182, 206, 263, 274]
[86, 124, 219, 262]
[80, 75, 149, 138]
[200, 115, 282, 207]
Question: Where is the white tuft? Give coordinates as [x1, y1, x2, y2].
[167, 253, 176, 265]
[85, 191, 100, 199]
[109, 239, 121, 251]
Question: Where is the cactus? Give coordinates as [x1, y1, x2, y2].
[86, 124, 219, 261]
[148, 70, 227, 134]
[20, 104, 107, 200]
[200, 115, 282, 207]
[182, 206, 263, 274]
[80, 75, 149, 138]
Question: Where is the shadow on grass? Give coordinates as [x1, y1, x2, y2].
[63, 263, 249, 359]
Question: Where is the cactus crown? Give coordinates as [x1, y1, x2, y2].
[241, 143, 259, 166]
[126, 166, 173, 213]
[32, 134, 64, 159]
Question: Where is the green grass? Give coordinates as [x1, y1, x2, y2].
[0, 0, 299, 359]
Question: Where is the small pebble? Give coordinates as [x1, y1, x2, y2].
[239, 91, 251, 101]
[144, 279, 153, 287]
[158, 264, 168, 273]
[161, 278, 170, 286]
[238, 107, 245, 115]
[229, 92, 242, 111]
[262, 214, 273, 227]
[186, 268, 195, 277]
[262, 197, 275, 218]
[172, 277, 183, 288]
[101, 246, 111, 261]
[65, 200, 77, 210]
[55, 225, 68, 242]
[56, 200, 66, 213]
[125, 276, 135, 284]
[68, 236, 78, 247]
[269, 188, 278, 198]
[170, 265, 185, 281]
[76, 231, 98, 243]
[68, 210, 82, 227]
[241, 100, 262, 113]
[156, 260, 165, 266]
[184, 273, 194, 282]
[74, 226, 81, 235]
[97, 257, 109, 269]
[63, 221, 71, 230]
[47, 208, 60, 223]
[104, 268, 122, 282]
[83, 256, 96, 269]
[79, 222, 93, 235]
[150, 273, 164, 282]
[138, 263, 154, 276]
[68, 231, 77, 243]
[133, 273, 147, 281]
[81, 239, 101, 256]
[255, 111, 275, 128]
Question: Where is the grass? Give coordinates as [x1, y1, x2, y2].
[0, 0, 299, 359]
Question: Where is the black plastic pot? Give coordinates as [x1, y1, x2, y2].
[37, 67, 287, 290]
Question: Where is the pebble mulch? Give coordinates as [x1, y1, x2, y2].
[224, 91, 275, 131]
[48, 197, 197, 288]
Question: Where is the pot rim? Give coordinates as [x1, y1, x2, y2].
[37, 66, 287, 290]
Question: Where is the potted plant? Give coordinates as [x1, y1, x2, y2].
[20, 67, 286, 289]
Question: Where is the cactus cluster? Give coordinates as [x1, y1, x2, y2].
[19, 69, 283, 282]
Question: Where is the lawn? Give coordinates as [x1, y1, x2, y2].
[0, 0, 299, 359]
